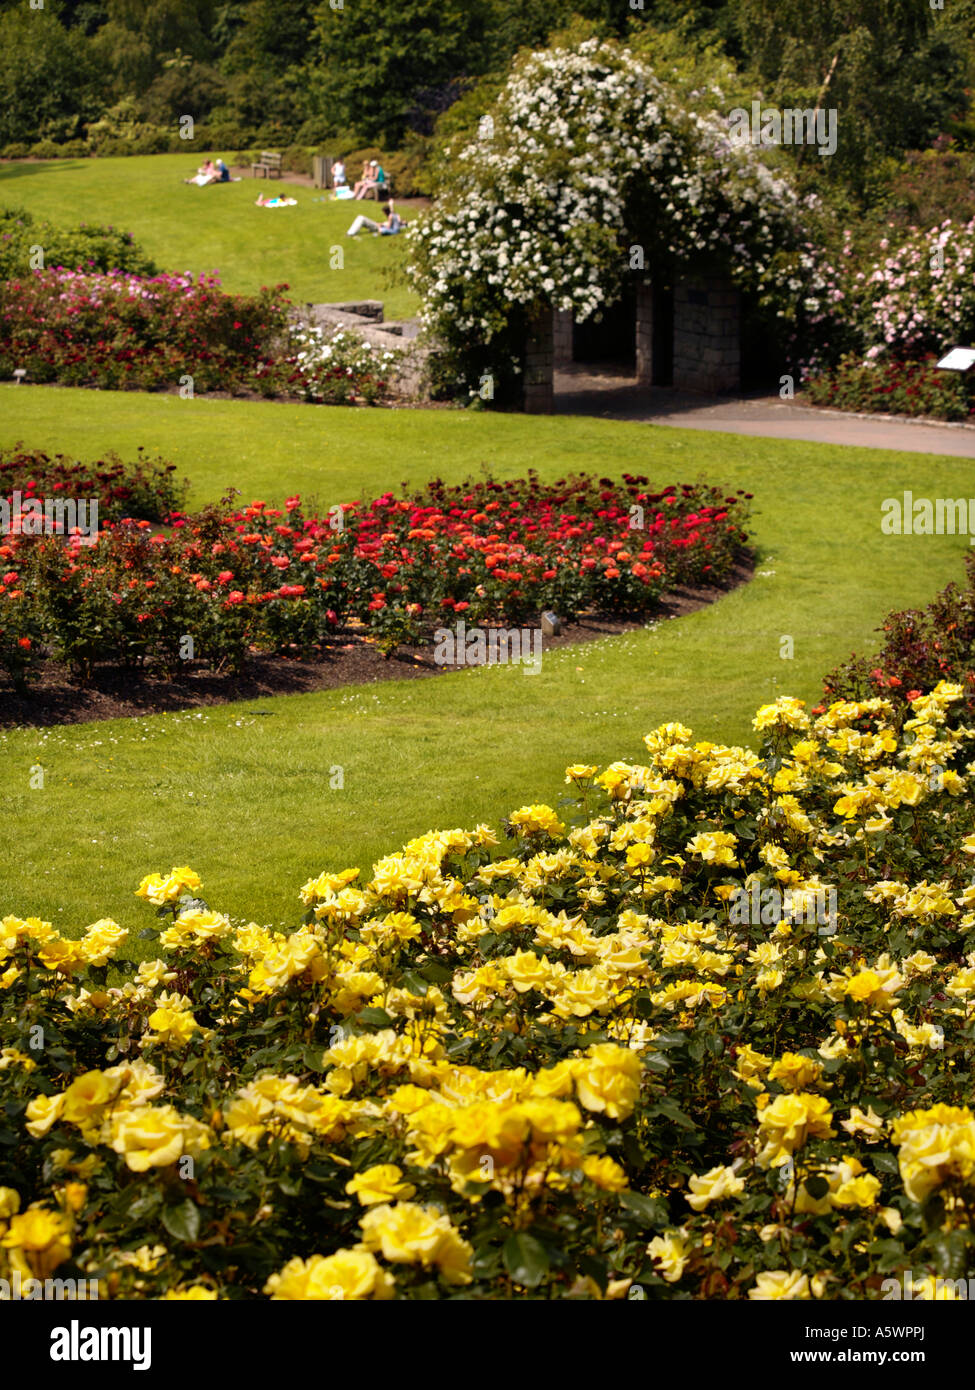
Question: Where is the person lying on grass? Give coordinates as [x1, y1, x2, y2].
[346, 202, 403, 237]
[256, 193, 298, 207]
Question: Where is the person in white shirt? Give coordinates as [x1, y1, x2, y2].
[347, 202, 404, 237]
[332, 159, 346, 187]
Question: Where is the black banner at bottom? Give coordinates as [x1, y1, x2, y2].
[3, 1296, 961, 1379]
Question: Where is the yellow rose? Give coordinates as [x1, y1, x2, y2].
[749, 1270, 811, 1300]
[1, 1205, 73, 1277]
[62, 1070, 118, 1128]
[768, 1053, 825, 1092]
[647, 1230, 689, 1283]
[686, 1164, 746, 1212]
[110, 1105, 206, 1172]
[358, 1203, 473, 1284]
[756, 1092, 835, 1168]
[25, 1093, 65, 1139]
[160, 1285, 220, 1300]
[265, 1249, 395, 1300]
[892, 1104, 975, 1204]
[346, 1164, 417, 1207]
[572, 1043, 642, 1120]
[580, 1155, 629, 1192]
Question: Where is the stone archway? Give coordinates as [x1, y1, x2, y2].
[532, 274, 742, 412]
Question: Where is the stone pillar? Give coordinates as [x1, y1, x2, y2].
[523, 308, 554, 414]
[635, 283, 654, 385]
[552, 309, 574, 366]
[672, 276, 740, 393]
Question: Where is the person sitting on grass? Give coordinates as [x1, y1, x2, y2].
[347, 202, 403, 237]
[185, 160, 218, 186]
[215, 157, 231, 182]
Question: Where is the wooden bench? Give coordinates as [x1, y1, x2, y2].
[251, 151, 282, 179]
[363, 181, 390, 201]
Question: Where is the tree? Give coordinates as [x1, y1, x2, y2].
[0, 9, 103, 145]
[90, 0, 217, 99]
[309, 0, 490, 147]
[732, 0, 969, 194]
[221, 0, 317, 73]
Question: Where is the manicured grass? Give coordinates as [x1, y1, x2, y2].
[0, 154, 420, 319]
[0, 385, 970, 934]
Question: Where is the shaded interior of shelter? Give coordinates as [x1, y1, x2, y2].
[546, 277, 786, 414]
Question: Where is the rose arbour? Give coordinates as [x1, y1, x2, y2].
[408, 36, 831, 397]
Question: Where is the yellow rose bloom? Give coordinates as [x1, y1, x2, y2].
[647, 1229, 689, 1283]
[572, 1043, 642, 1120]
[346, 1164, 417, 1206]
[160, 1285, 220, 1300]
[25, 1093, 65, 1139]
[358, 1203, 473, 1284]
[110, 1105, 208, 1172]
[749, 1270, 811, 1300]
[265, 1250, 395, 1300]
[686, 1164, 746, 1212]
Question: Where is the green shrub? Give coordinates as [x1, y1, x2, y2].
[803, 353, 974, 422]
[278, 144, 314, 177]
[0, 210, 156, 280]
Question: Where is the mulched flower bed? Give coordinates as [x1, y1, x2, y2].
[0, 560, 752, 728]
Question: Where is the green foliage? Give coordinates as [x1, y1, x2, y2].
[0, 8, 104, 146]
[308, 0, 491, 147]
[0, 207, 157, 279]
[732, 0, 969, 198]
[804, 354, 975, 423]
[89, 0, 218, 99]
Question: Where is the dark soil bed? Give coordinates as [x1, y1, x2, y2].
[0, 558, 752, 728]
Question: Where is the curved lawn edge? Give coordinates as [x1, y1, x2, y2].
[0, 386, 972, 928]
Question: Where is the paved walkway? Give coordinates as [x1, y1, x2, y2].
[553, 365, 975, 458]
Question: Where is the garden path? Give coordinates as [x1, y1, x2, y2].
[553, 364, 975, 457]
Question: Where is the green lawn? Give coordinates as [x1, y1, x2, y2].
[0, 154, 420, 319]
[0, 384, 969, 935]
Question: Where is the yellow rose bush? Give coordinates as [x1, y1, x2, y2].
[3, 682, 975, 1298]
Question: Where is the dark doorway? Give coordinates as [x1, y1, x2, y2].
[740, 296, 786, 392]
[572, 290, 636, 368]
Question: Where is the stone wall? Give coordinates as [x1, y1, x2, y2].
[672, 277, 740, 393]
[553, 309, 574, 367]
[523, 309, 555, 414]
[298, 301, 429, 399]
[635, 283, 654, 385]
